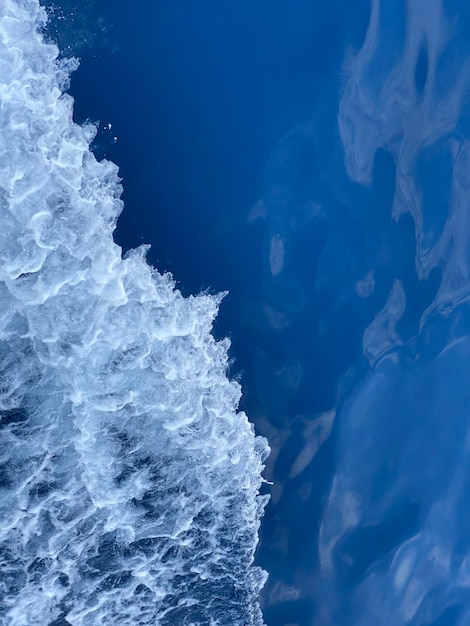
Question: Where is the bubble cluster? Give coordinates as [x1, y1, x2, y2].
[0, 2, 269, 624]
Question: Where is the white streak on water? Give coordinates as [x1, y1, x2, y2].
[339, 0, 470, 315]
[0, 2, 269, 624]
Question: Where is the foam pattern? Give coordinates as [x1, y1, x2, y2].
[0, 2, 269, 624]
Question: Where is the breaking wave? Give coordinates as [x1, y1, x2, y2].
[0, 1, 269, 624]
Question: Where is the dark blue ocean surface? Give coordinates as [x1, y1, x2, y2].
[4, 0, 470, 624]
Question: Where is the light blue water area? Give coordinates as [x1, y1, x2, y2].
[4, 0, 470, 625]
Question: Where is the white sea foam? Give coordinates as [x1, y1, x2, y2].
[0, 1, 269, 624]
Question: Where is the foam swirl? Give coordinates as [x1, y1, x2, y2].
[0, 2, 269, 624]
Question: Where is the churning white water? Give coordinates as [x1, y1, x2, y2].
[0, 1, 269, 624]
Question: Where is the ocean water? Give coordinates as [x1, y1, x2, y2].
[0, 2, 269, 625]
[4, 0, 470, 625]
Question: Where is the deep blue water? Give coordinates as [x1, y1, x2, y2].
[3, 0, 470, 624]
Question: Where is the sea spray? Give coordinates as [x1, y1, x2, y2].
[0, 1, 269, 624]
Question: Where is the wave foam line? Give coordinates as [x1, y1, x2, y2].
[0, 1, 269, 624]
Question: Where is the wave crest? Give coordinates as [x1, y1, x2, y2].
[0, 2, 269, 624]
